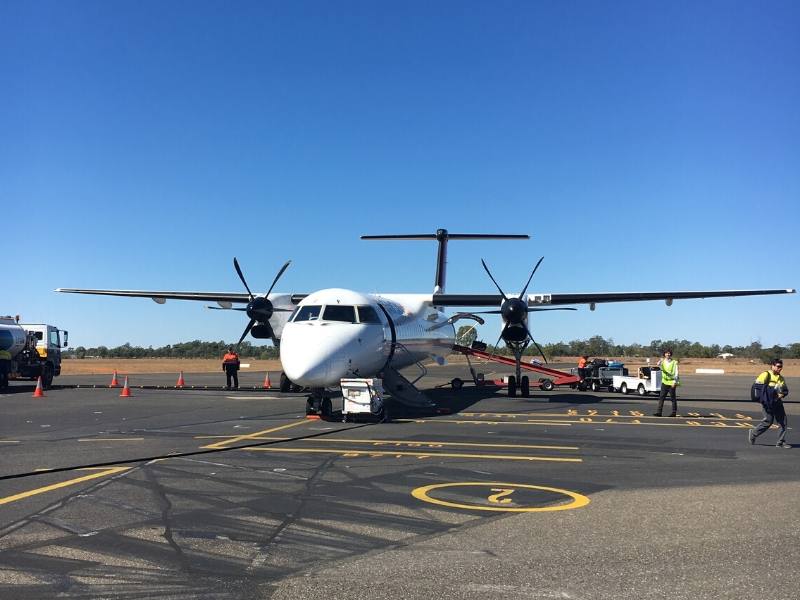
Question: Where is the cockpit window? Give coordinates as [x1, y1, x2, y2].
[293, 305, 322, 322]
[322, 305, 356, 323]
[357, 305, 381, 323]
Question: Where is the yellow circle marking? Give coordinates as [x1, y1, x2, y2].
[411, 481, 590, 512]
[411, 482, 590, 512]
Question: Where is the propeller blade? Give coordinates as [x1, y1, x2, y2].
[233, 257, 254, 300]
[492, 323, 509, 355]
[519, 256, 544, 297]
[522, 323, 548, 364]
[237, 319, 255, 347]
[481, 259, 509, 301]
[265, 260, 292, 297]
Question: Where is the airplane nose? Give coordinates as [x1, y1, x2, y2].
[281, 324, 372, 387]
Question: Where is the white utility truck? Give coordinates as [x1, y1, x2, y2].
[612, 366, 662, 396]
[339, 378, 387, 422]
[0, 316, 68, 390]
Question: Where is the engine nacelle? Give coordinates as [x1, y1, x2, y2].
[250, 323, 275, 339]
[501, 324, 529, 344]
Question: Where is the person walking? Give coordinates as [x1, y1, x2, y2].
[654, 349, 679, 417]
[222, 347, 240, 389]
[749, 358, 790, 448]
[577, 355, 589, 382]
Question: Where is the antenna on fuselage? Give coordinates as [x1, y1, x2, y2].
[361, 228, 529, 294]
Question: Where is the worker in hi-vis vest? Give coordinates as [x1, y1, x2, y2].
[749, 358, 790, 448]
[654, 349, 679, 417]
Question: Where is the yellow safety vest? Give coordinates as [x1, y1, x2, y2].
[661, 359, 678, 386]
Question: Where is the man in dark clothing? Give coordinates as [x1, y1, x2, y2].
[222, 347, 240, 389]
[749, 358, 790, 447]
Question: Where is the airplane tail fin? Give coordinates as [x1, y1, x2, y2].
[361, 229, 528, 294]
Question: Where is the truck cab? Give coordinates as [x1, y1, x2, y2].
[18, 324, 69, 385]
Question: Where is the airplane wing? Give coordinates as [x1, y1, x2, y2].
[56, 288, 254, 304]
[431, 288, 795, 307]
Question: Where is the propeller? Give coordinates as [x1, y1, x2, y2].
[231, 258, 293, 346]
[479, 257, 575, 363]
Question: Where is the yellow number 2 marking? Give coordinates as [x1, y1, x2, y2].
[488, 488, 515, 504]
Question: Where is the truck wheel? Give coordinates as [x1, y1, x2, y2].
[508, 376, 517, 397]
[279, 372, 291, 393]
[540, 379, 554, 392]
[521, 376, 530, 397]
[637, 384, 647, 396]
[620, 383, 628, 394]
[42, 364, 54, 389]
[451, 377, 464, 390]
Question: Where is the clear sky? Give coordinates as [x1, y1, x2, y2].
[2, 1, 798, 349]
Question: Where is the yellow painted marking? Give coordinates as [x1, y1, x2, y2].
[412, 482, 591, 512]
[394, 419, 571, 427]
[0, 467, 129, 506]
[488, 488, 514, 504]
[78, 438, 144, 442]
[198, 436, 579, 451]
[201, 419, 310, 449]
[245, 447, 582, 462]
[461, 411, 754, 421]
[427, 416, 758, 429]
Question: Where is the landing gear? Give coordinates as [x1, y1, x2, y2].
[307, 388, 334, 419]
[507, 375, 517, 397]
[521, 375, 530, 397]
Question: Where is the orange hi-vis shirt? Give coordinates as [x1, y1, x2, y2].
[578, 357, 587, 369]
[223, 352, 239, 365]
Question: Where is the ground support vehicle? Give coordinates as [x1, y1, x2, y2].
[0, 316, 68, 390]
[339, 378, 387, 422]
[569, 360, 627, 392]
[612, 367, 662, 396]
[451, 344, 580, 396]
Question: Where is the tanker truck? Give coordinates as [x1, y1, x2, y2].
[0, 316, 68, 390]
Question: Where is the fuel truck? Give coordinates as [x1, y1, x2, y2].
[0, 315, 68, 390]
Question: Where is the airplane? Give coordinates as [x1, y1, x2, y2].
[57, 229, 796, 417]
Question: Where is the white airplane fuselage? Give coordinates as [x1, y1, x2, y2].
[279, 288, 455, 388]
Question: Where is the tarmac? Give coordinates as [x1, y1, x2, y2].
[0, 365, 798, 599]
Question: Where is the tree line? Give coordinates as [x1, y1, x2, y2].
[65, 335, 799, 364]
[65, 341, 280, 360]
[455, 328, 799, 363]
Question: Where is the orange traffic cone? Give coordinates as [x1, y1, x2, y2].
[176, 371, 185, 387]
[32, 376, 46, 397]
[120, 376, 132, 397]
[263, 372, 271, 389]
[109, 370, 120, 388]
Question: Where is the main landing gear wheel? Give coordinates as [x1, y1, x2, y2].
[507, 375, 517, 397]
[321, 397, 333, 419]
[521, 375, 530, 397]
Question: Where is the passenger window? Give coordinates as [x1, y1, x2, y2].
[357, 306, 381, 323]
[322, 305, 356, 323]
[294, 305, 322, 322]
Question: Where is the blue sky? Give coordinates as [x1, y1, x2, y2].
[2, 0, 798, 349]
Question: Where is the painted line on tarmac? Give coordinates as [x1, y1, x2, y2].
[401, 417, 754, 429]
[78, 438, 145, 442]
[0, 440, 20, 444]
[412, 482, 591, 512]
[461, 411, 756, 420]
[197, 436, 579, 451]
[245, 447, 582, 462]
[395, 419, 572, 427]
[201, 419, 311, 449]
[0, 467, 130, 506]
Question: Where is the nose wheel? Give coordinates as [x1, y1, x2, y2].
[306, 390, 333, 419]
